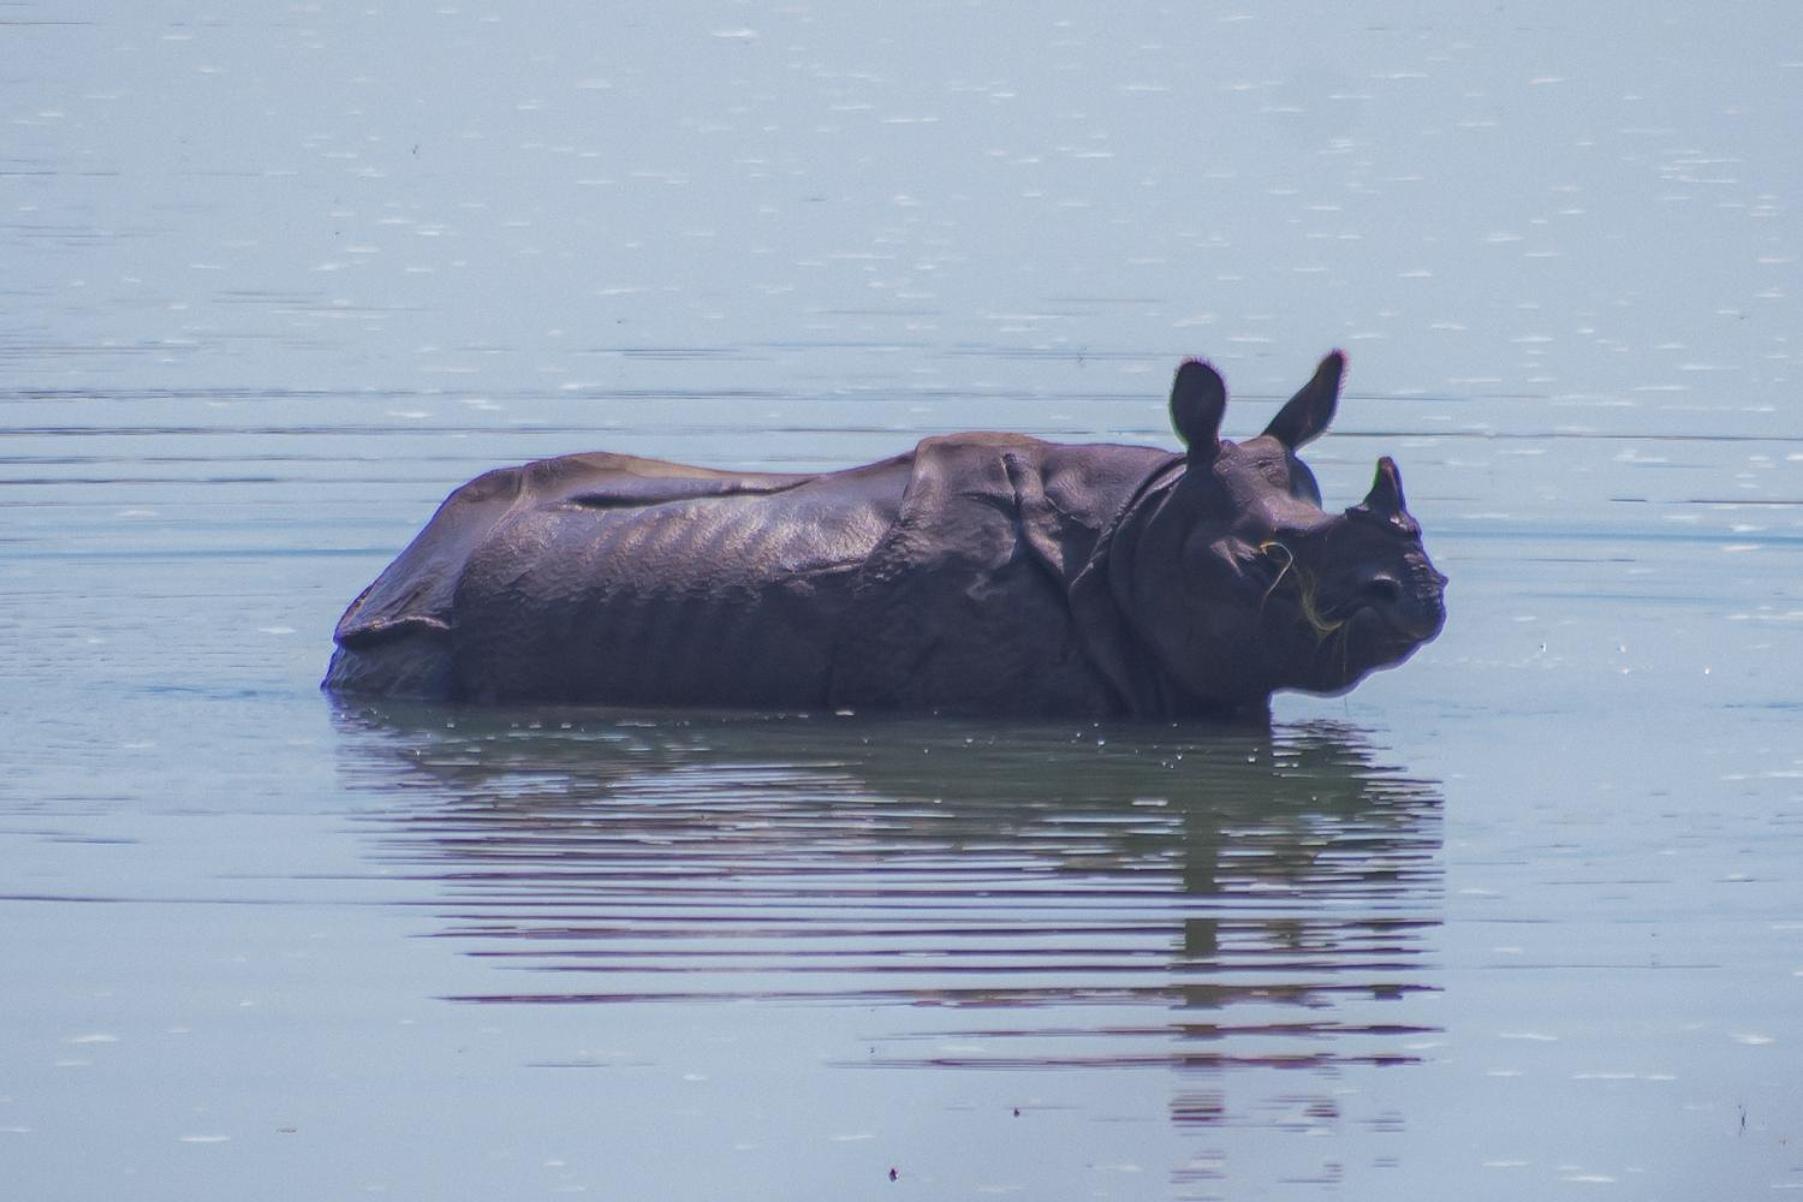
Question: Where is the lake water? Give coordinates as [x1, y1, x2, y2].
[3, 4, 1800, 1199]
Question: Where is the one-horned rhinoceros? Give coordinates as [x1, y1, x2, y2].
[325, 352, 1446, 720]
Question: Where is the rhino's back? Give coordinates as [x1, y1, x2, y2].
[448, 452, 913, 705]
[333, 451, 825, 643]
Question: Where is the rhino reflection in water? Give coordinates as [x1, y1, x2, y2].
[326, 352, 1445, 720]
[332, 704, 1444, 1071]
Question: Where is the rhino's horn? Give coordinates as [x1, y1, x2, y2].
[1355, 456, 1409, 520]
[1263, 350, 1344, 449]
[1170, 359, 1226, 458]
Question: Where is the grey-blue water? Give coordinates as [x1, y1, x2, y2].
[3, 4, 1799, 1199]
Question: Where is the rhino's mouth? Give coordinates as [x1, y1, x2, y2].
[1257, 542, 1443, 641]
[1253, 550, 1442, 686]
[1344, 603, 1437, 656]
[1321, 586, 1446, 660]
[1274, 605, 1429, 693]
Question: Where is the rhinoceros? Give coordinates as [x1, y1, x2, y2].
[325, 352, 1445, 720]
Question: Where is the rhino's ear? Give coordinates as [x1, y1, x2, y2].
[1170, 359, 1226, 459]
[1263, 350, 1344, 449]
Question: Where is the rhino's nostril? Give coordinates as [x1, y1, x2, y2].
[1361, 575, 1403, 606]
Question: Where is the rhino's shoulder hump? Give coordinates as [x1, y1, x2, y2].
[905, 433, 1172, 493]
[916, 431, 1048, 448]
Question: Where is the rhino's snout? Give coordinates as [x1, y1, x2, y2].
[1349, 561, 1446, 644]
[1358, 571, 1404, 607]
[1399, 584, 1448, 642]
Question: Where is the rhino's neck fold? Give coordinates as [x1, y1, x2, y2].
[1065, 461, 1198, 719]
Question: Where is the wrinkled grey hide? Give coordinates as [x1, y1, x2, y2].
[326, 353, 1446, 720]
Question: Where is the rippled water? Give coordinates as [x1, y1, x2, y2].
[4, 4, 1801, 1200]
[342, 709, 1440, 1023]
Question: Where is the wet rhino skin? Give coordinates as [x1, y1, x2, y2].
[326, 353, 1447, 720]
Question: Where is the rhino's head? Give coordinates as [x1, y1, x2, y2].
[1112, 352, 1446, 715]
